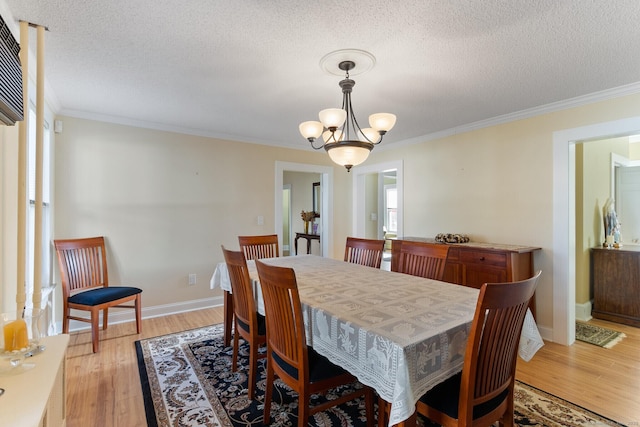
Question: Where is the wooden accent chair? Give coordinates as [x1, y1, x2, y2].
[221, 246, 266, 399]
[238, 234, 279, 260]
[390, 240, 450, 280]
[415, 271, 541, 427]
[54, 236, 142, 353]
[255, 260, 375, 427]
[344, 237, 386, 268]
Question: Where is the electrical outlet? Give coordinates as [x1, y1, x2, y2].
[257, 215, 264, 225]
[188, 273, 197, 286]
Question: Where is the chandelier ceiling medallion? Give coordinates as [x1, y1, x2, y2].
[299, 52, 396, 172]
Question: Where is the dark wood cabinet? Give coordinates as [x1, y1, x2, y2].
[396, 238, 540, 315]
[444, 245, 538, 288]
[591, 246, 640, 327]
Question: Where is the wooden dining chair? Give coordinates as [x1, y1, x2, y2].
[414, 271, 542, 427]
[224, 234, 279, 346]
[221, 246, 266, 399]
[344, 237, 386, 268]
[238, 234, 280, 260]
[378, 240, 452, 421]
[54, 236, 142, 353]
[390, 240, 450, 280]
[255, 260, 375, 427]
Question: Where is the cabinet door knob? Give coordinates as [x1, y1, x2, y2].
[479, 256, 485, 261]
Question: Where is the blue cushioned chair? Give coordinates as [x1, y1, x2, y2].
[255, 260, 374, 427]
[414, 271, 541, 427]
[54, 236, 142, 353]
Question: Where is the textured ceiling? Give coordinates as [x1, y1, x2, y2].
[4, 0, 640, 150]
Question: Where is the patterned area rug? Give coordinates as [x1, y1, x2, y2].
[576, 322, 626, 348]
[136, 324, 626, 427]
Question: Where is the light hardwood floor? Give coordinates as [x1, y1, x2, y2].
[64, 307, 639, 427]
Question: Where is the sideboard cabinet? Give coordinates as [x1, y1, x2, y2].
[395, 238, 540, 315]
[591, 246, 640, 327]
[0, 334, 69, 426]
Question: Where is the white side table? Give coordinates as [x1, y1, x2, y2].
[0, 334, 70, 427]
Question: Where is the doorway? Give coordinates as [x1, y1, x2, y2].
[275, 161, 334, 257]
[553, 115, 640, 345]
[352, 160, 403, 272]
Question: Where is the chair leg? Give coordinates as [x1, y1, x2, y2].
[377, 397, 389, 427]
[499, 391, 516, 427]
[365, 387, 375, 427]
[232, 319, 239, 372]
[248, 340, 258, 399]
[91, 308, 100, 353]
[63, 305, 70, 334]
[298, 388, 310, 427]
[223, 291, 233, 347]
[135, 294, 142, 334]
[103, 307, 109, 330]
[263, 356, 273, 424]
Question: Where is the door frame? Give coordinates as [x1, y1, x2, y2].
[553, 115, 640, 345]
[275, 161, 333, 257]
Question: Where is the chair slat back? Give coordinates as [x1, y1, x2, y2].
[461, 271, 541, 420]
[255, 260, 307, 378]
[238, 234, 280, 260]
[221, 246, 259, 329]
[344, 237, 385, 268]
[54, 236, 109, 298]
[391, 240, 450, 280]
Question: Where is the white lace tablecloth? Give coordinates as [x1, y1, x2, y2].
[211, 255, 543, 426]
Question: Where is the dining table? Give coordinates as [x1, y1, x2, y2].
[210, 254, 543, 426]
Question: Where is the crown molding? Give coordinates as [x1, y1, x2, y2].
[61, 81, 640, 151]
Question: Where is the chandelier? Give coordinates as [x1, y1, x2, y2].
[299, 60, 396, 172]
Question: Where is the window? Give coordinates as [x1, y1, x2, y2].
[384, 185, 397, 234]
[26, 105, 53, 311]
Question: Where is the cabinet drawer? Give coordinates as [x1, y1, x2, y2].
[459, 250, 507, 267]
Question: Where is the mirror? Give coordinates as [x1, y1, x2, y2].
[313, 182, 321, 214]
[615, 161, 640, 244]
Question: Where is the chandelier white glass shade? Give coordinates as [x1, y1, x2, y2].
[299, 60, 396, 171]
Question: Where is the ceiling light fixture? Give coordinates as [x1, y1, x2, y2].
[299, 60, 396, 172]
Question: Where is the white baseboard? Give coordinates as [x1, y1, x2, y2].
[575, 301, 593, 322]
[535, 302, 591, 343]
[58, 296, 224, 333]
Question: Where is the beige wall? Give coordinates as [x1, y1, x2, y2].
[3, 91, 640, 336]
[51, 117, 335, 310]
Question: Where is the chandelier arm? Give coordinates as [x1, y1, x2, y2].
[309, 137, 326, 150]
[348, 106, 369, 141]
[372, 134, 384, 145]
